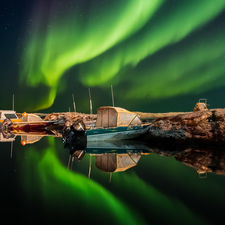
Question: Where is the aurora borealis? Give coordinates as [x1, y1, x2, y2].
[1, 0, 225, 112]
[19, 0, 165, 110]
[1, 1, 225, 224]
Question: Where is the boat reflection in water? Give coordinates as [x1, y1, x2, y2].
[65, 129, 225, 177]
[1, 118, 225, 178]
[0, 112, 57, 146]
[62, 118, 150, 174]
[0, 120, 56, 146]
[66, 140, 150, 175]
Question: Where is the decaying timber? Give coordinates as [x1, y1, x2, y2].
[142, 108, 225, 146]
[44, 112, 97, 126]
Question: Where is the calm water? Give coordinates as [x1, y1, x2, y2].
[1, 136, 225, 225]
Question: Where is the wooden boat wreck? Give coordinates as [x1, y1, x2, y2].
[0, 110, 21, 123]
[86, 106, 150, 141]
[0, 110, 56, 145]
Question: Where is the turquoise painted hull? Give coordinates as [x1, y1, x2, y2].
[86, 140, 150, 154]
[86, 124, 150, 141]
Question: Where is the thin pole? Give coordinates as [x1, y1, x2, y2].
[72, 94, 76, 113]
[10, 141, 13, 158]
[71, 157, 74, 170]
[12, 94, 14, 111]
[67, 155, 71, 170]
[109, 173, 112, 183]
[69, 107, 71, 112]
[111, 85, 114, 107]
[88, 88, 93, 115]
[88, 155, 92, 178]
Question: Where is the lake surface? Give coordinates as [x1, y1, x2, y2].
[1, 136, 225, 225]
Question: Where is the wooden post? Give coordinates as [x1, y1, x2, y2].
[111, 85, 114, 107]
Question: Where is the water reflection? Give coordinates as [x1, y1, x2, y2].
[175, 147, 225, 177]
[67, 140, 150, 175]
[0, 117, 56, 145]
[63, 130, 225, 178]
[150, 145, 225, 177]
[1, 124, 225, 224]
[1, 121, 225, 178]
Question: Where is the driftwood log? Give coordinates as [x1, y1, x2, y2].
[43, 112, 97, 127]
[140, 109, 225, 146]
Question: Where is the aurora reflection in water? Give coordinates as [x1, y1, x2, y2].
[1, 0, 225, 224]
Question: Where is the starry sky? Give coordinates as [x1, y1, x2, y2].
[1, 2, 225, 224]
[1, 0, 225, 113]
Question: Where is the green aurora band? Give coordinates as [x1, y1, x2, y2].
[80, 0, 225, 89]
[20, 0, 225, 110]
[20, 0, 164, 110]
[21, 138, 147, 225]
[20, 137, 210, 225]
[116, 27, 225, 100]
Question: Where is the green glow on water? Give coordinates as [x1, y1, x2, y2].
[21, 137, 147, 225]
[114, 172, 210, 225]
[144, 153, 225, 204]
[18, 138, 225, 224]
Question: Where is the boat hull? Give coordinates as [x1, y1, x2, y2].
[86, 140, 150, 154]
[86, 124, 150, 141]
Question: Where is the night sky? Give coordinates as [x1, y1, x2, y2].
[2, 1, 225, 224]
[1, 0, 225, 114]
